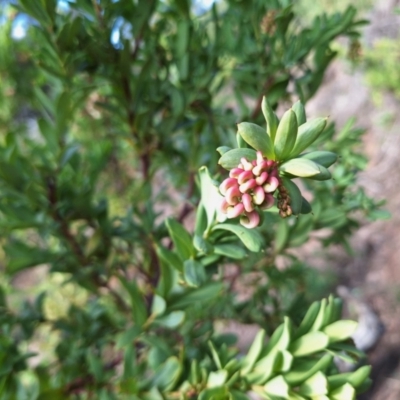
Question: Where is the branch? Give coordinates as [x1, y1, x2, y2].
[251, 77, 276, 120]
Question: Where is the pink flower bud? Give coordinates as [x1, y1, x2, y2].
[266, 160, 275, 169]
[219, 198, 230, 214]
[239, 179, 257, 193]
[260, 193, 275, 210]
[256, 151, 264, 164]
[229, 168, 244, 179]
[258, 160, 271, 171]
[240, 210, 260, 229]
[255, 171, 268, 185]
[252, 160, 257, 166]
[226, 185, 241, 205]
[240, 157, 253, 171]
[227, 202, 245, 218]
[219, 178, 237, 195]
[253, 186, 265, 205]
[238, 170, 254, 184]
[242, 193, 254, 212]
[252, 164, 262, 176]
[263, 176, 279, 193]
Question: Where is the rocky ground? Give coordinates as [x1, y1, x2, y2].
[305, 1, 400, 398]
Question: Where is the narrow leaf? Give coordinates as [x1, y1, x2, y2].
[290, 118, 327, 157]
[279, 158, 321, 177]
[218, 148, 257, 170]
[212, 223, 264, 252]
[274, 109, 298, 160]
[237, 122, 274, 159]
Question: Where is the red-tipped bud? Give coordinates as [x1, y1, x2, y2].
[258, 160, 271, 170]
[253, 186, 265, 205]
[239, 179, 257, 193]
[226, 185, 241, 205]
[252, 160, 257, 166]
[252, 165, 262, 176]
[240, 210, 260, 229]
[242, 193, 254, 212]
[260, 193, 275, 210]
[266, 160, 275, 169]
[219, 178, 237, 195]
[240, 157, 253, 171]
[227, 202, 245, 218]
[263, 176, 279, 193]
[255, 171, 268, 185]
[238, 170, 254, 185]
[229, 167, 244, 179]
[220, 198, 230, 214]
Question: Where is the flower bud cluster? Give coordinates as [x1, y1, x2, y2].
[219, 151, 278, 229]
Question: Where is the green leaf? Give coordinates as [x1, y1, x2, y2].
[230, 390, 251, 400]
[199, 166, 225, 231]
[176, 19, 189, 57]
[248, 351, 282, 385]
[207, 370, 228, 387]
[300, 197, 312, 214]
[86, 350, 103, 382]
[119, 277, 147, 326]
[199, 386, 229, 400]
[323, 320, 358, 343]
[154, 311, 185, 329]
[329, 383, 356, 400]
[4, 241, 58, 275]
[284, 354, 333, 385]
[274, 109, 298, 161]
[307, 165, 332, 181]
[212, 224, 264, 252]
[310, 298, 327, 331]
[116, 326, 141, 349]
[165, 218, 194, 261]
[216, 146, 231, 156]
[213, 243, 247, 259]
[152, 356, 182, 391]
[294, 301, 320, 339]
[268, 317, 292, 352]
[237, 122, 274, 159]
[236, 131, 249, 148]
[151, 295, 167, 316]
[193, 235, 214, 255]
[218, 148, 257, 170]
[156, 244, 183, 273]
[299, 371, 328, 396]
[279, 158, 321, 178]
[274, 219, 289, 253]
[348, 365, 371, 390]
[183, 259, 207, 287]
[261, 97, 279, 142]
[208, 341, 223, 369]
[292, 101, 306, 126]
[263, 375, 289, 398]
[290, 118, 327, 157]
[168, 282, 224, 310]
[289, 332, 329, 357]
[299, 151, 338, 168]
[242, 330, 266, 374]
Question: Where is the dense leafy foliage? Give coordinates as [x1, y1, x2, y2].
[0, 0, 383, 398]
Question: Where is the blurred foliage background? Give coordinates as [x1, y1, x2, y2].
[0, 0, 390, 398]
